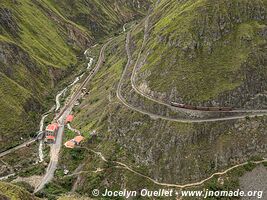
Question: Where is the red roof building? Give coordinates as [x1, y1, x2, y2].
[45, 123, 59, 143]
[73, 136, 84, 144]
[46, 135, 55, 140]
[66, 115, 74, 123]
[64, 140, 75, 149]
[46, 123, 59, 132]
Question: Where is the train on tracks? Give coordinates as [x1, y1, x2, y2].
[170, 102, 233, 112]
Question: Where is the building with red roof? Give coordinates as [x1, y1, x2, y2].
[45, 123, 59, 143]
[64, 136, 85, 149]
[65, 115, 74, 124]
[64, 140, 75, 149]
[73, 136, 84, 144]
[46, 123, 59, 131]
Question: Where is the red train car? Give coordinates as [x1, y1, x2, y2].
[171, 102, 233, 112]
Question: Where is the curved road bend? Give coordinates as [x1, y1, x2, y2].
[116, 32, 267, 123]
[128, 17, 267, 115]
[34, 40, 112, 193]
[67, 124, 81, 135]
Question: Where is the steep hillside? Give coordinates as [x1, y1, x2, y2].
[1, 0, 266, 199]
[0, 0, 90, 151]
[0, 0, 150, 151]
[48, 29, 266, 199]
[0, 181, 40, 200]
[46, 0, 151, 39]
[135, 0, 267, 108]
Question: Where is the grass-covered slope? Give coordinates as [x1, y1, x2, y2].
[0, 0, 89, 68]
[0, 0, 150, 151]
[0, 0, 89, 151]
[46, 0, 152, 39]
[0, 182, 39, 200]
[135, 0, 267, 108]
[47, 32, 266, 199]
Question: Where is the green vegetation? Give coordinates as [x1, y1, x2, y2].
[72, 35, 128, 133]
[37, 169, 74, 199]
[46, 0, 151, 40]
[18, 163, 46, 177]
[57, 195, 92, 200]
[0, 0, 85, 151]
[63, 129, 76, 143]
[0, 0, 150, 151]
[136, 0, 267, 106]
[0, 72, 36, 150]
[65, 18, 267, 198]
[37, 182, 68, 200]
[2, 0, 78, 68]
[183, 162, 265, 200]
[14, 181, 34, 193]
[1, 1, 266, 199]
[0, 181, 39, 200]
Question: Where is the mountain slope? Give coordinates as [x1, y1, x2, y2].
[0, 0, 90, 151]
[46, 0, 151, 39]
[47, 0, 267, 198]
[50, 27, 266, 198]
[0, 182, 39, 200]
[0, 0, 151, 151]
[135, 0, 267, 108]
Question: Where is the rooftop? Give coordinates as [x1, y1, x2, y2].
[46, 135, 55, 140]
[64, 140, 75, 149]
[46, 123, 59, 131]
[74, 136, 84, 143]
[66, 115, 74, 123]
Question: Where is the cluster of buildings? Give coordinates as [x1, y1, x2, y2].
[44, 114, 85, 148]
[64, 136, 84, 149]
